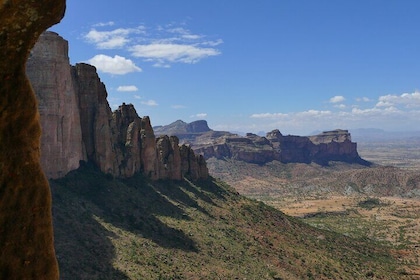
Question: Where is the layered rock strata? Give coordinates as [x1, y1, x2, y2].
[156, 120, 369, 166]
[0, 1, 65, 279]
[27, 32, 208, 181]
[195, 129, 368, 165]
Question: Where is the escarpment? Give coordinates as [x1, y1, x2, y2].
[0, 1, 65, 279]
[27, 32, 208, 180]
[156, 121, 370, 166]
[27, 32, 85, 179]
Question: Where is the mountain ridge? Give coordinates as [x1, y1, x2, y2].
[155, 119, 370, 166]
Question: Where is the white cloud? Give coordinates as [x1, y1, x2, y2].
[247, 94, 420, 135]
[201, 39, 224, 47]
[191, 113, 207, 118]
[130, 43, 220, 66]
[85, 26, 146, 49]
[329, 95, 345, 103]
[297, 110, 332, 117]
[87, 54, 142, 75]
[93, 21, 115, 27]
[141, 100, 158, 106]
[376, 92, 420, 108]
[117, 85, 138, 92]
[134, 95, 141, 99]
[84, 22, 222, 67]
[250, 112, 289, 119]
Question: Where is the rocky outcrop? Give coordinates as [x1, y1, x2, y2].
[156, 136, 182, 180]
[308, 129, 351, 144]
[73, 63, 118, 175]
[27, 32, 208, 181]
[180, 145, 209, 180]
[186, 120, 211, 133]
[267, 129, 367, 165]
[0, 1, 65, 279]
[159, 121, 370, 166]
[27, 32, 86, 179]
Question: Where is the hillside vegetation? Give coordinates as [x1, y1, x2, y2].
[50, 163, 407, 279]
[206, 157, 420, 276]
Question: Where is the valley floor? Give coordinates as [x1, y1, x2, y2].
[270, 195, 420, 276]
[206, 142, 420, 278]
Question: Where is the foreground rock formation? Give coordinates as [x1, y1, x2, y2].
[27, 32, 208, 181]
[156, 121, 370, 166]
[0, 1, 65, 279]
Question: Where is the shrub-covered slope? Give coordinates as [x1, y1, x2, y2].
[50, 164, 405, 279]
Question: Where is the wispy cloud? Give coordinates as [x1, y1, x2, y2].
[191, 113, 207, 118]
[250, 112, 289, 119]
[141, 100, 158, 106]
[117, 85, 138, 92]
[130, 43, 220, 65]
[248, 92, 420, 134]
[85, 22, 222, 68]
[134, 95, 141, 99]
[84, 26, 146, 49]
[87, 54, 142, 75]
[376, 92, 420, 108]
[93, 21, 115, 27]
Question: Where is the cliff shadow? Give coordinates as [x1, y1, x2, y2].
[125, 176, 216, 217]
[50, 180, 129, 280]
[50, 163, 203, 278]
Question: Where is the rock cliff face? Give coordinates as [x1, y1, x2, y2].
[0, 1, 65, 279]
[27, 32, 208, 181]
[156, 121, 370, 166]
[72, 63, 118, 175]
[27, 32, 86, 179]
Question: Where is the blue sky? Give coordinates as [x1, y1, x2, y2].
[50, 0, 420, 135]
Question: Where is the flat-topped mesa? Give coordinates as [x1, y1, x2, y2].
[187, 120, 211, 133]
[27, 32, 208, 180]
[158, 120, 370, 166]
[308, 129, 351, 144]
[266, 129, 368, 165]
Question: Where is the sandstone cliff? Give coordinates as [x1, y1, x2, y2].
[155, 120, 370, 166]
[27, 32, 86, 179]
[0, 1, 65, 279]
[27, 32, 208, 181]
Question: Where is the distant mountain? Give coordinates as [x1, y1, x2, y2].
[350, 128, 420, 143]
[154, 120, 370, 166]
[154, 119, 211, 134]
